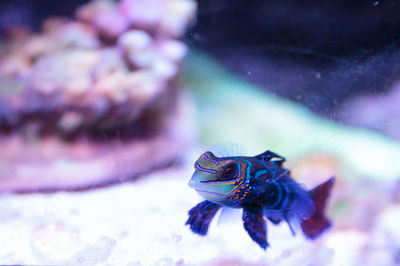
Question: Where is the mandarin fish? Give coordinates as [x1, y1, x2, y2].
[185, 147, 334, 250]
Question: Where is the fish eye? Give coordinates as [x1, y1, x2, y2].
[220, 163, 237, 180]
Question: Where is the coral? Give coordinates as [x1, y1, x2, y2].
[0, 0, 196, 140]
[0, 0, 196, 192]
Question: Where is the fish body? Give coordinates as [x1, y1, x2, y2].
[186, 149, 334, 249]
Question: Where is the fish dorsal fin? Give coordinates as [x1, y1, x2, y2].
[254, 150, 286, 166]
[208, 142, 247, 158]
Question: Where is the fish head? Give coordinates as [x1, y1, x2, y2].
[189, 151, 242, 205]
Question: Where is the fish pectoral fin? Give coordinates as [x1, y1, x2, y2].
[186, 200, 221, 236]
[242, 208, 269, 250]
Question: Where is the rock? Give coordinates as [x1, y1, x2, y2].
[0, 0, 197, 192]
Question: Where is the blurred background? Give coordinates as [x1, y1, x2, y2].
[0, 0, 400, 265]
[3, 0, 400, 122]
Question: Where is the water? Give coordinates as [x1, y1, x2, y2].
[0, 0, 400, 265]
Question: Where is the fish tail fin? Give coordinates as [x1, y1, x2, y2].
[300, 177, 335, 239]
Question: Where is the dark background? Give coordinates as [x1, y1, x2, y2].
[1, 0, 400, 119]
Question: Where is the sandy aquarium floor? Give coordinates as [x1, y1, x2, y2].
[0, 150, 397, 266]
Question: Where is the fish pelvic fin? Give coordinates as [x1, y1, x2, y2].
[242, 208, 269, 250]
[301, 177, 335, 239]
[186, 200, 221, 236]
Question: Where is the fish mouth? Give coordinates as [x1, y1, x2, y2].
[189, 173, 235, 200]
[188, 179, 196, 188]
[188, 178, 217, 188]
[188, 171, 215, 187]
[193, 188, 230, 198]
